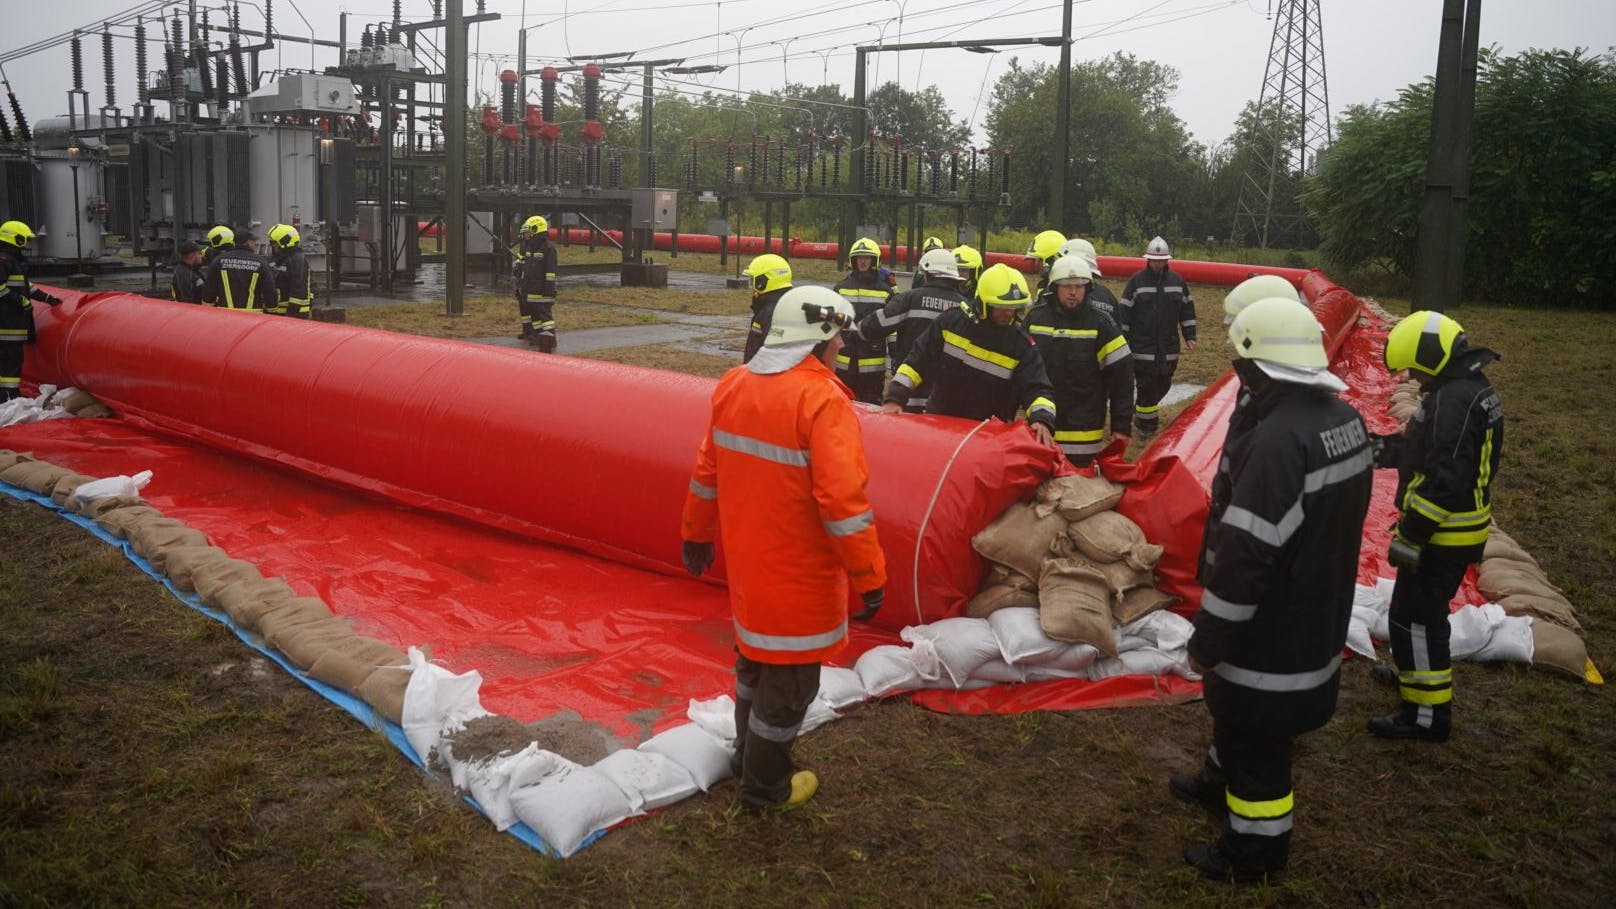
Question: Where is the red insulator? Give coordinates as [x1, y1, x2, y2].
[582, 62, 602, 79]
[523, 104, 544, 138]
[479, 105, 500, 137]
[580, 120, 604, 145]
[499, 69, 517, 84]
[540, 66, 559, 82]
[540, 122, 561, 144]
[499, 123, 520, 144]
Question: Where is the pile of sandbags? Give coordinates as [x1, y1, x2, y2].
[1387, 378, 1422, 425]
[969, 474, 1179, 658]
[1476, 526, 1594, 681]
[0, 450, 415, 721]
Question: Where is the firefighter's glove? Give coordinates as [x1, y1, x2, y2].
[1370, 432, 1402, 468]
[681, 541, 715, 577]
[1387, 533, 1422, 572]
[44, 294, 63, 307]
[853, 588, 884, 622]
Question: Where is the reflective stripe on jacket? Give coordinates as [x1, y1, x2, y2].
[1191, 381, 1374, 736]
[681, 355, 887, 664]
[833, 269, 894, 381]
[203, 247, 277, 311]
[1118, 267, 1196, 362]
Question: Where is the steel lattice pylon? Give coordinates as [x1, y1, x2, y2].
[1231, 0, 1331, 249]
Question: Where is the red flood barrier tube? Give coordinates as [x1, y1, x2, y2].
[27, 292, 1059, 628]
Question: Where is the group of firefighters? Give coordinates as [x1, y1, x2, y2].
[682, 232, 1504, 885]
[170, 223, 315, 317]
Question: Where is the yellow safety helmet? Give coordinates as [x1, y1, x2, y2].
[207, 225, 235, 248]
[975, 263, 1033, 318]
[522, 214, 549, 236]
[1223, 274, 1300, 325]
[743, 253, 793, 296]
[0, 220, 35, 249]
[921, 235, 946, 253]
[848, 236, 881, 268]
[267, 223, 301, 250]
[1028, 229, 1066, 265]
[1229, 297, 1328, 369]
[952, 244, 983, 281]
[1384, 310, 1466, 377]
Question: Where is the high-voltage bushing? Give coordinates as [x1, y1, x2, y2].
[725, 141, 736, 185]
[579, 63, 603, 187]
[540, 67, 560, 185]
[929, 151, 942, 195]
[998, 148, 1011, 205]
[196, 45, 214, 100]
[861, 133, 874, 193]
[7, 91, 28, 143]
[757, 138, 768, 189]
[215, 57, 230, 108]
[0, 105, 12, 145]
[685, 139, 698, 190]
[523, 103, 543, 184]
[775, 138, 785, 186]
[608, 150, 622, 189]
[948, 150, 959, 194]
[967, 148, 978, 200]
[830, 135, 842, 187]
[747, 136, 758, 189]
[499, 69, 518, 185]
[71, 33, 84, 94]
[101, 29, 116, 112]
[480, 104, 499, 185]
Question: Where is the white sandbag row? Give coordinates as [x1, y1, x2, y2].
[1346, 580, 1602, 683]
[852, 609, 1200, 696]
[0, 384, 113, 428]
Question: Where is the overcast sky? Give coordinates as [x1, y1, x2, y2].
[2, 0, 1610, 149]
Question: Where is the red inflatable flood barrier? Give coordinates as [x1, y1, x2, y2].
[27, 292, 1060, 628]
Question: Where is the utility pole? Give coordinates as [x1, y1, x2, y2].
[1411, 0, 1482, 314]
[444, 0, 466, 316]
[1052, 0, 1073, 228]
[1231, 0, 1331, 249]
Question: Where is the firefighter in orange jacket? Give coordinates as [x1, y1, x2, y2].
[681, 284, 888, 811]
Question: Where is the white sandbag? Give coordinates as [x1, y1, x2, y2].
[453, 743, 565, 832]
[640, 723, 733, 791]
[854, 644, 925, 698]
[817, 666, 867, 710]
[1346, 606, 1379, 660]
[687, 694, 737, 744]
[401, 647, 492, 761]
[70, 469, 154, 505]
[1087, 647, 1195, 680]
[969, 659, 1026, 684]
[1449, 603, 1534, 664]
[1119, 610, 1195, 654]
[1035, 641, 1103, 674]
[799, 699, 842, 736]
[900, 617, 1001, 687]
[509, 763, 634, 857]
[1023, 663, 1093, 682]
[592, 748, 700, 814]
[988, 607, 1072, 666]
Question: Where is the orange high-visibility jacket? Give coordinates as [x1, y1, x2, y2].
[682, 355, 888, 664]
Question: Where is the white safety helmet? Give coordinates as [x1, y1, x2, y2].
[1048, 256, 1092, 287]
[1144, 235, 1171, 261]
[1229, 297, 1328, 369]
[1224, 274, 1301, 325]
[765, 285, 855, 348]
[1056, 237, 1101, 276]
[917, 248, 962, 282]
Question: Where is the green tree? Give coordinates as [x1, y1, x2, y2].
[1304, 48, 1616, 306]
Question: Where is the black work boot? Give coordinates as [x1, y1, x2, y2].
[1169, 772, 1226, 819]
[1183, 843, 1283, 884]
[1368, 664, 1399, 688]
[537, 334, 557, 354]
[1368, 706, 1450, 742]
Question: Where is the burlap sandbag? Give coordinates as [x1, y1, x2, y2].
[157, 545, 229, 589]
[984, 563, 1037, 591]
[1084, 558, 1154, 599]
[49, 473, 94, 507]
[267, 613, 354, 670]
[77, 494, 144, 519]
[358, 666, 411, 724]
[1067, 511, 1163, 571]
[94, 504, 165, 539]
[1038, 558, 1119, 656]
[192, 558, 269, 605]
[1531, 621, 1591, 681]
[1483, 528, 1539, 569]
[966, 583, 1041, 618]
[217, 577, 298, 631]
[258, 595, 337, 643]
[127, 517, 210, 563]
[0, 450, 34, 470]
[0, 460, 72, 496]
[972, 502, 1069, 579]
[57, 389, 98, 414]
[307, 637, 410, 694]
[1115, 586, 1178, 624]
[1477, 561, 1563, 600]
[1499, 594, 1582, 636]
[1033, 475, 1125, 522]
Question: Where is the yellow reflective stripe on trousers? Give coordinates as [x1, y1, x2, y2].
[1053, 428, 1104, 443]
[1226, 790, 1294, 836]
[733, 618, 846, 653]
